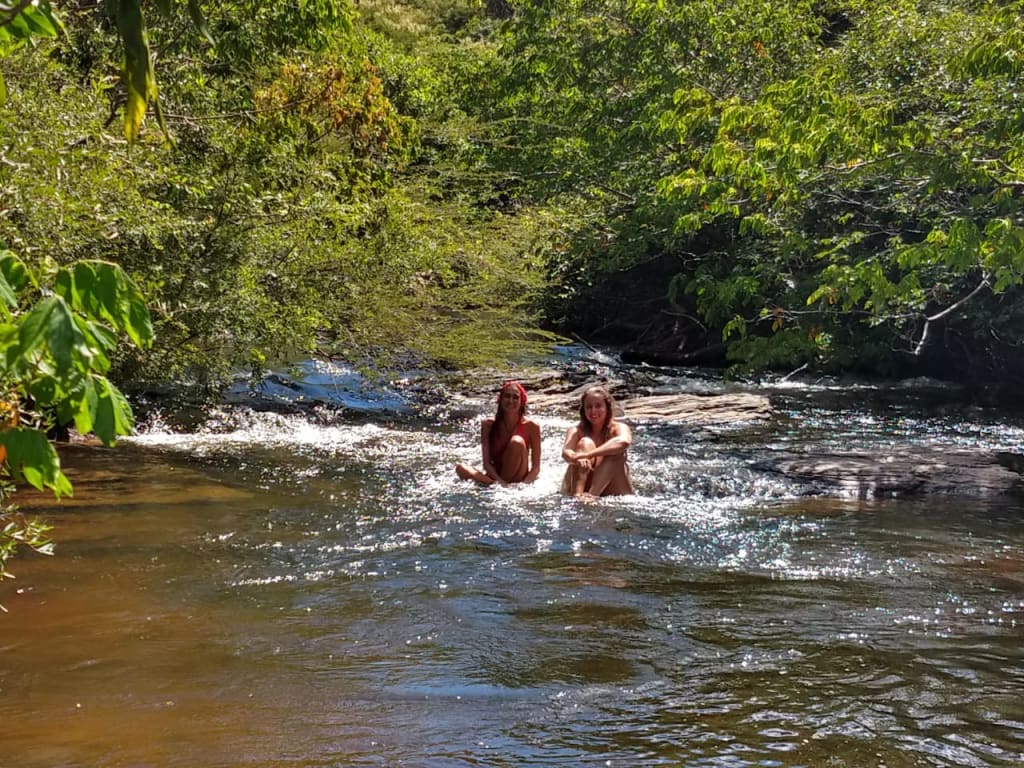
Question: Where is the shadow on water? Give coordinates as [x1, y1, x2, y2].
[3, 359, 1024, 766]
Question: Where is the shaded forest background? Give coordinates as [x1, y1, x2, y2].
[3, 0, 1024, 396]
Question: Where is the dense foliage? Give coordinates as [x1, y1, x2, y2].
[489, 0, 1024, 385]
[5, 0, 1016, 392]
[1, 1, 156, 589]
[3, 0, 559, 394]
[0, 0, 554, 581]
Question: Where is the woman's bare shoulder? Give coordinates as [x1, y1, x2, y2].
[610, 419, 633, 438]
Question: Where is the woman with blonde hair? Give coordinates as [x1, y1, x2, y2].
[456, 380, 541, 486]
[560, 384, 634, 497]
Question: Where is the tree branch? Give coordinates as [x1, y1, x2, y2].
[912, 273, 991, 356]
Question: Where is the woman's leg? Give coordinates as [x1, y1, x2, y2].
[586, 452, 633, 496]
[565, 437, 597, 496]
[499, 436, 529, 483]
[455, 462, 494, 486]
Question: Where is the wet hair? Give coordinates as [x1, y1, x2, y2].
[490, 381, 528, 454]
[577, 385, 615, 440]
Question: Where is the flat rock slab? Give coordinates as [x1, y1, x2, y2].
[526, 389, 771, 426]
[621, 393, 771, 424]
[754, 448, 1024, 498]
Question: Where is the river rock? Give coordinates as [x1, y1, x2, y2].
[525, 386, 771, 426]
[753, 448, 1024, 498]
[621, 393, 771, 424]
[452, 369, 773, 427]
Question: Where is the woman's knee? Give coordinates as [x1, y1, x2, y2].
[500, 438, 528, 481]
[506, 435, 528, 454]
[504, 437, 528, 466]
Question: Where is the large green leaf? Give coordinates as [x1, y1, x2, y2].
[68, 375, 98, 436]
[52, 375, 132, 445]
[0, 249, 31, 313]
[0, 428, 73, 497]
[90, 377, 134, 446]
[53, 261, 154, 349]
[17, 296, 87, 375]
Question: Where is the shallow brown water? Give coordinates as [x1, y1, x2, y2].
[2, 374, 1024, 767]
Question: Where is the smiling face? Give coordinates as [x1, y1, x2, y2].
[497, 383, 525, 420]
[581, 390, 610, 432]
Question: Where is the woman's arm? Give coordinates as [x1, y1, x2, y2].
[524, 421, 542, 483]
[577, 421, 632, 460]
[561, 426, 582, 463]
[480, 419, 504, 484]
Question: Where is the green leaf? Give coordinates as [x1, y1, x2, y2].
[0, 249, 31, 311]
[18, 296, 84, 375]
[21, 5, 59, 37]
[0, 265, 18, 313]
[187, 0, 215, 46]
[69, 376, 98, 436]
[27, 375, 59, 407]
[54, 261, 154, 348]
[111, 0, 157, 142]
[0, 322, 18, 359]
[0, 427, 73, 497]
[91, 377, 134, 446]
[74, 317, 112, 373]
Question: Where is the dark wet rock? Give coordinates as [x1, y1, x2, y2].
[753, 448, 1024, 498]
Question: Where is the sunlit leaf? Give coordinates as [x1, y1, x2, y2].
[63, 376, 96, 436]
[0, 428, 73, 497]
[54, 261, 153, 349]
[91, 377, 134, 445]
[111, 0, 156, 142]
[0, 249, 31, 305]
[18, 297, 82, 374]
[187, 0, 215, 46]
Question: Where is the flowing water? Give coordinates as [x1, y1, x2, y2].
[2, 358, 1024, 767]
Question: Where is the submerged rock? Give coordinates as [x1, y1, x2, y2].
[753, 448, 1024, 498]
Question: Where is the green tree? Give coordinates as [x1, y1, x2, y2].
[1, 1, 153, 592]
[0, 251, 154, 588]
[487, 0, 825, 343]
[656, 0, 1024, 380]
[488, 0, 1024, 384]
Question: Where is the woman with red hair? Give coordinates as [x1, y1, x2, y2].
[455, 381, 542, 486]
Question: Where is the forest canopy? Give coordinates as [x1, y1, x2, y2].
[1, 0, 1023, 392]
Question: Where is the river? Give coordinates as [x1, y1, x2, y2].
[2, 356, 1023, 767]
